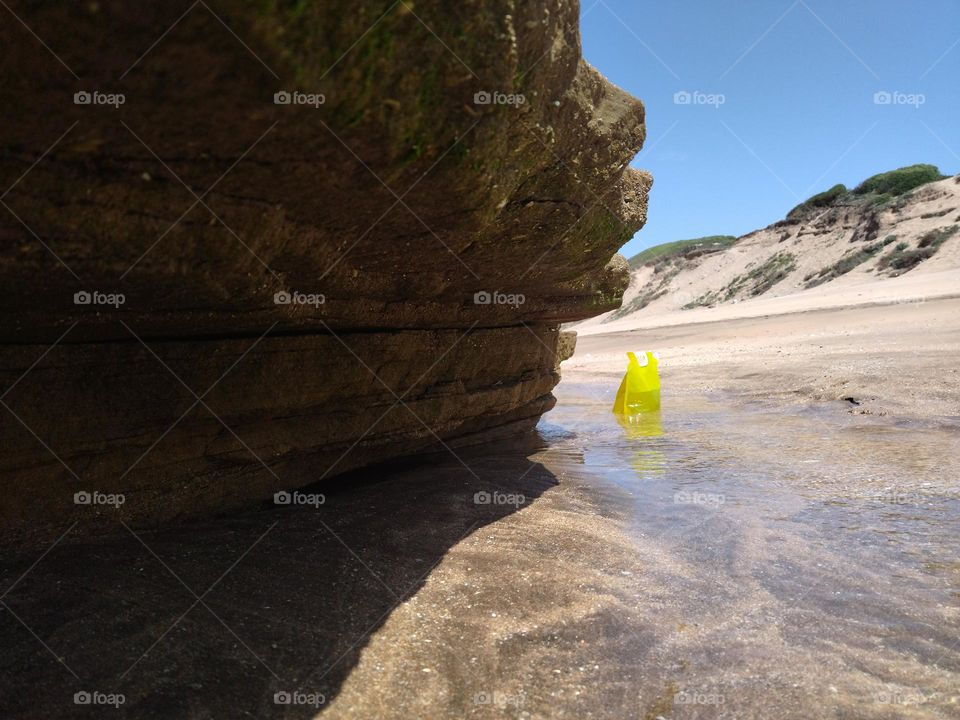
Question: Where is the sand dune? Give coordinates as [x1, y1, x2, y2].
[576, 174, 960, 337]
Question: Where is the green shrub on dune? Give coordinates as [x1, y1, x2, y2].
[787, 165, 947, 219]
[852, 164, 946, 197]
[627, 235, 737, 268]
[787, 184, 847, 218]
[877, 225, 958, 274]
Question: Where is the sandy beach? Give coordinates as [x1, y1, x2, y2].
[4, 1, 960, 718]
[4, 297, 958, 719]
[571, 294, 960, 423]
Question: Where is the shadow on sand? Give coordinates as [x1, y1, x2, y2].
[0, 435, 560, 719]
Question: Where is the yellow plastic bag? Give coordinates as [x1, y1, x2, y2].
[613, 351, 660, 414]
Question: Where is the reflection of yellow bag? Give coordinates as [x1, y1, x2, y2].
[616, 411, 663, 437]
[613, 351, 660, 414]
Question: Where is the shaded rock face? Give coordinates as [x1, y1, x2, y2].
[0, 0, 648, 542]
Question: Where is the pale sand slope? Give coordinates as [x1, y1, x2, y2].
[575, 174, 960, 336]
[577, 266, 960, 336]
[567, 297, 960, 422]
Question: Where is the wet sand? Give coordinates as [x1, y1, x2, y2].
[2, 299, 960, 719]
[571, 297, 960, 422]
[320, 384, 960, 719]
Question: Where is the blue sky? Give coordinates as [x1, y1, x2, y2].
[580, 0, 960, 258]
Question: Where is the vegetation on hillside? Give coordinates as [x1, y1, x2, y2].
[852, 164, 946, 197]
[787, 184, 847, 219]
[787, 165, 947, 219]
[606, 282, 670, 321]
[612, 165, 956, 319]
[627, 235, 737, 268]
[684, 252, 796, 308]
[878, 225, 958, 274]
[804, 235, 898, 288]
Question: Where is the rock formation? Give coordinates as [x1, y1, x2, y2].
[0, 0, 649, 543]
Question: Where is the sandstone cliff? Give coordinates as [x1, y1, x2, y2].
[0, 1, 649, 543]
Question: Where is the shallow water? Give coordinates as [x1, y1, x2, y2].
[2, 383, 958, 719]
[531, 381, 960, 718]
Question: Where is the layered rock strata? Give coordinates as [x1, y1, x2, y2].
[0, 0, 648, 541]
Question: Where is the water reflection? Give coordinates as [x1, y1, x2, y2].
[546, 382, 960, 718]
[615, 411, 666, 477]
[615, 411, 663, 438]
